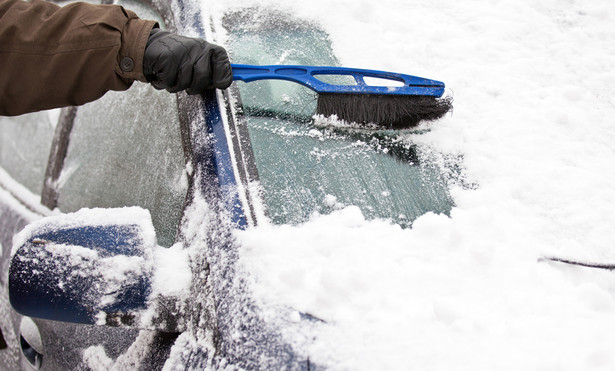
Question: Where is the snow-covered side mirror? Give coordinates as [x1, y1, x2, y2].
[8, 208, 188, 332]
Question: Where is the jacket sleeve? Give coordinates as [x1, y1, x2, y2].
[0, 0, 157, 116]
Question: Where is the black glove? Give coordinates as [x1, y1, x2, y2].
[143, 28, 233, 94]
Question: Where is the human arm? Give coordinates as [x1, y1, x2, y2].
[0, 0, 157, 116]
[0, 0, 232, 116]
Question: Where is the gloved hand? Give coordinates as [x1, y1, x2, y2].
[143, 28, 233, 94]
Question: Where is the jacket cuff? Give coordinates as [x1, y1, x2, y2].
[116, 15, 158, 82]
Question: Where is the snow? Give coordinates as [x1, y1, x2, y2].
[11, 206, 156, 257]
[83, 332, 160, 371]
[0, 167, 54, 220]
[152, 242, 192, 297]
[82, 345, 114, 370]
[205, 0, 615, 369]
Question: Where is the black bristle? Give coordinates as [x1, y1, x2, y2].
[316, 93, 453, 129]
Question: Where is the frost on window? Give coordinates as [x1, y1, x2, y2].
[57, 84, 186, 247]
[0, 111, 56, 195]
[225, 8, 454, 227]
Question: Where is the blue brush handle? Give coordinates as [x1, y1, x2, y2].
[230, 64, 445, 97]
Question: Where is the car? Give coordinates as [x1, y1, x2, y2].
[0, 0, 455, 369]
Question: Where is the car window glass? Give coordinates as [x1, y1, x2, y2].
[0, 111, 57, 195]
[57, 83, 186, 247]
[224, 9, 453, 227]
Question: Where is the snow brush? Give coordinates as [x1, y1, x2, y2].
[230, 64, 452, 129]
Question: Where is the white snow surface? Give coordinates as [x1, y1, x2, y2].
[207, 0, 615, 369]
[0, 167, 53, 221]
[11, 206, 157, 257]
[152, 242, 192, 297]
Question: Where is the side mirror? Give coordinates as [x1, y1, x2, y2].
[9, 208, 186, 331]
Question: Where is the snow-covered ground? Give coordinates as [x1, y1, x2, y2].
[212, 0, 615, 369]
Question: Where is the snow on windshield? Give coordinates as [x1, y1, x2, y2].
[208, 0, 615, 369]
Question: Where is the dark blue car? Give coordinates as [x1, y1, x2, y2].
[0, 0, 454, 369]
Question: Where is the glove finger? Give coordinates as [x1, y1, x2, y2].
[168, 61, 194, 93]
[188, 50, 214, 95]
[153, 54, 179, 90]
[210, 45, 233, 89]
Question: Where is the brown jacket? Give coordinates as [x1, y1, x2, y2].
[0, 0, 157, 116]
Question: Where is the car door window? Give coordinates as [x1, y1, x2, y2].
[0, 111, 57, 195]
[224, 9, 453, 227]
[56, 84, 186, 247]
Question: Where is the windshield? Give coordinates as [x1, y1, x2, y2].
[224, 8, 453, 227]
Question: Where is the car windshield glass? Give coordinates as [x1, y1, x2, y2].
[224, 9, 453, 227]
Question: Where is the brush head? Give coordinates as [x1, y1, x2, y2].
[316, 93, 453, 129]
